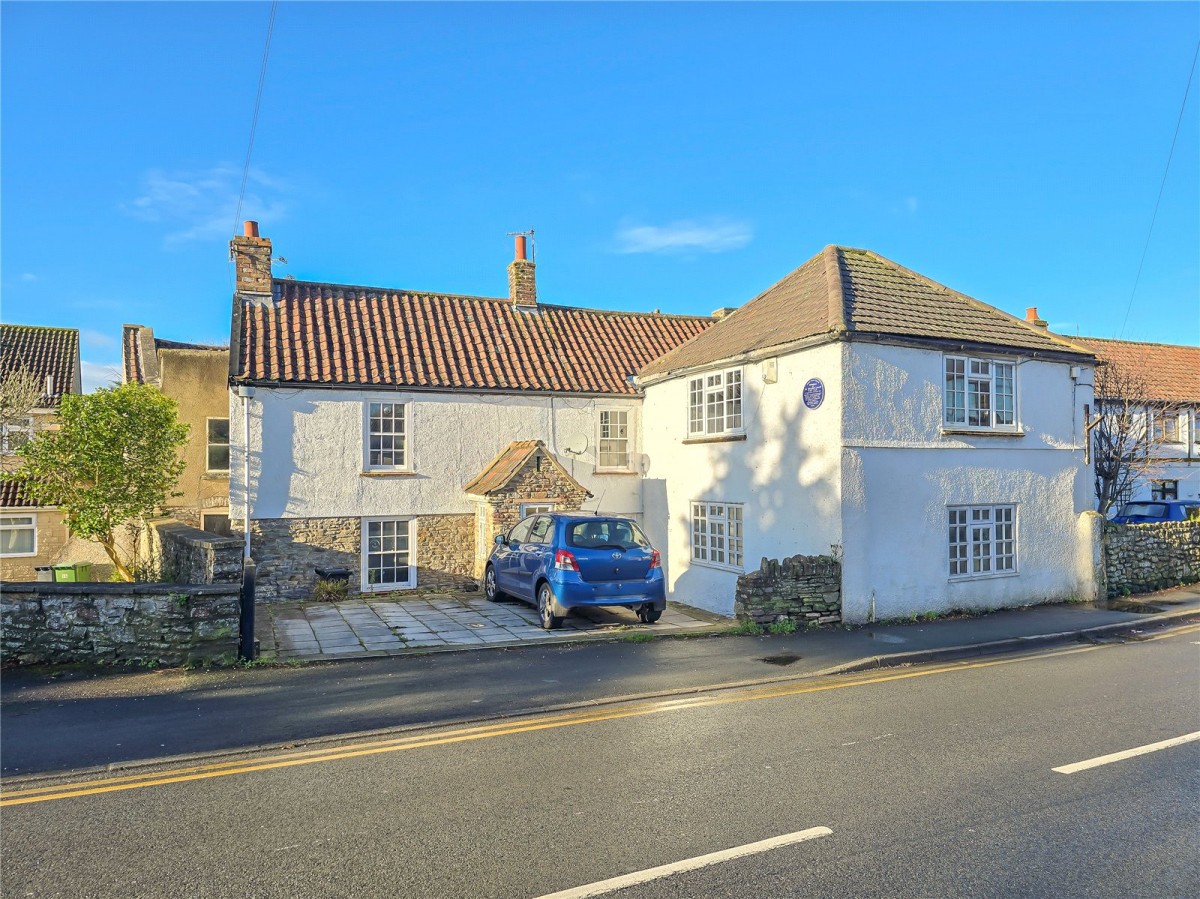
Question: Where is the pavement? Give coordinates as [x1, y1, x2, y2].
[3, 584, 1198, 779]
[255, 594, 725, 660]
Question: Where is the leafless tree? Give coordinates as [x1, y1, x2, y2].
[1091, 360, 1168, 515]
[0, 366, 43, 458]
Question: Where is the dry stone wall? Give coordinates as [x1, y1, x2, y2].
[735, 554, 842, 625]
[1, 582, 240, 667]
[1104, 520, 1200, 597]
[145, 519, 242, 584]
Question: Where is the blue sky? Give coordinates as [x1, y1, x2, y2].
[3, 2, 1198, 392]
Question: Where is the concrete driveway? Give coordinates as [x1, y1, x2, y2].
[256, 593, 726, 661]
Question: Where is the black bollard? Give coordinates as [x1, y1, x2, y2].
[240, 557, 257, 661]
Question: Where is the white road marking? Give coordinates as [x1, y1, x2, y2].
[534, 827, 833, 899]
[1053, 731, 1200, 774]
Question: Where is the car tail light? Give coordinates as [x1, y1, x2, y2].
[649, 550, 661, 570]
[554, 549, 580, 572]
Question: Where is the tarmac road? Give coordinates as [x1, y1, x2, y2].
[2, 622, 1197, 898]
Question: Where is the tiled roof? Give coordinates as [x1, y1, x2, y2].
[640, 246, 1093, 378]
[0, 479, 35, 508]
[1074, 337, 1200, 405]
[123, 324, 226, 385]
[463, 439, 590, 497]
[233, 280, 712, 395]
[0, 324, 81, 406]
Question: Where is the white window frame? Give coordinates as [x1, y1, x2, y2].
[596, 408, 634, 471]
[943, 355, 1017, 432]
[206, 417, 230, 473]
[519, 502, 556, 517]
[1150, 480, 1178, 501]
[364, 399, 412, 472]
[687, 368, 744, 437]
[0, 513, 37, 557]
[948, 504, 1017, 580]
[690, 501, 744, 572]
[1, 416, 33, 455]
[361, 516, 416, 591]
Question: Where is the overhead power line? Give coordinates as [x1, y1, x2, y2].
[233, 1, 279, 233]
[1118, 38, 1199, 338]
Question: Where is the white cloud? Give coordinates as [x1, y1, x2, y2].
[122, 164, 287, 244]
[81, 360, 123, 393]
[614, 218, 753, 255]
[81, 329, 117, 350]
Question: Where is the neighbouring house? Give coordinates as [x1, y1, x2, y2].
[1073, 336, 1199, 507]
[122, 325, 232, 534]
[636, 247, 1099, 620]
[0, 324, 82, 581]
[227, 223, 712, 600]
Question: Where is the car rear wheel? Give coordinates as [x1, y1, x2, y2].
[538, 583, 563, 630]
[484, 566, 503, 602]
[638, 605, 663, 624]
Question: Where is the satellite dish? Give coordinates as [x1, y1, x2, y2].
[562, 433, 589, 455]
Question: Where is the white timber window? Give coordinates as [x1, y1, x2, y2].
[206, 418, 230, 472]
[948, 505, 1016, 579]
[362, 517, 415, 590]
[365, 401, 410, 471]
[519, 502, 556, 517]
[0, 513, 37, 557]
[1151, 480, 1178, 501]
[687, 368, 743, 437]
[944, 356, 1016, 431]
[597, 408, 632, 471]
[1151, 410, 1181, 444]
[690, 501, 744, 571]
[1, 416, 33, 455]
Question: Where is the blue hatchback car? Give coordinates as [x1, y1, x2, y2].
[1110, 500, 1200, 524]
[484, 513, 666, 629]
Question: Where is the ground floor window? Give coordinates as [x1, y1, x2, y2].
[948, 505, 1015, 578]
[519, 502, 556, 518]
[201, 512, 232, 537]
[363, 517, 414, 589]
[1151, 480, 1178, 501]
[0, 513, 37, 556]
[690, 501, 744, 570]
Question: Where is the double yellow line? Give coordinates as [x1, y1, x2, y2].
[4, 623, 1196, 808]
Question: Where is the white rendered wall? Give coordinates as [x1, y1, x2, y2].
[228, 388, 643, 521]
[641, 343, 845, 616]
[1122, 406, 1199, 504]
[839, 342, 1095, 622]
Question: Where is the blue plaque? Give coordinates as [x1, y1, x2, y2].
[803, 378, 825, 410]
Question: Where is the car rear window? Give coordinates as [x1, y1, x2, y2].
[1119, 503, 1167, 517]
[566, 519, 650, 550]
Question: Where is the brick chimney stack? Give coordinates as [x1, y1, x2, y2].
[508, 234, 537, 307]
[231, 220, 272, 295]
[1024, 306, 1048, 329]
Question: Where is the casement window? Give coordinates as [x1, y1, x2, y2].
[206, 418, 230, 472]
[1151, 410, 1180, 443]
[687, 368, 743, 437]
[365, 401, 410, 470]
[1151, 480, 1178, 501]
[363, 517, 415, 589]
[597, 409, 632, 470]
[0, 514, 37, 557]
[948, 505, 1016, 578]
[944, 356, 1016, 431]
[690, 501, 744, 570]
[519, 502, 556, 518]
[201, 512, 232, 537]
[1, 416, 33, 455]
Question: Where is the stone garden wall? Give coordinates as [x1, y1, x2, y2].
[1103, 520, 1200, 598]
[735, 554, 842, 625]
[145, 519, 242, 585]
[1, 582, 241, 667]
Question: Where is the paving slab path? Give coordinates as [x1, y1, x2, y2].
[256, 593, 726, 660]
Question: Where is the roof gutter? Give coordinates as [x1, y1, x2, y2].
[230, 379, 645, 400]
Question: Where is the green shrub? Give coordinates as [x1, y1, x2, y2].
[768, 617, 798, 635]
[729, 618, 764, 636]
[313, 578, 350, 602]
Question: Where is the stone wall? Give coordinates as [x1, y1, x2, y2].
[249, 514, 476, 601]
[1, 582, 241, 667]
[145, 519, 242, 585]
[1104, 520, 1200, 597]
[735, 554, 842, 625]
